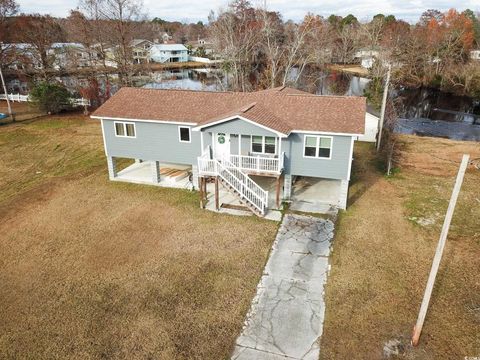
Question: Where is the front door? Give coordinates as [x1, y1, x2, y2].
[214, 133, 230, 160]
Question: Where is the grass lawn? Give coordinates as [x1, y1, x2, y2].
[0, 101, 46, 123]
[320, 137, 480, 359]
[0, 115, 278, 359]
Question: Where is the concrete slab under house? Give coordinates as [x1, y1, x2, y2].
[92, 86, 367, 218]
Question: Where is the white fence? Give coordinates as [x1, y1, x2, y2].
[0, 93, 29, 102]
[0, 93, 90, 107]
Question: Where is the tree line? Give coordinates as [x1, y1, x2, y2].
[209, 1, 480, 97]
[0, 0, 479, 100]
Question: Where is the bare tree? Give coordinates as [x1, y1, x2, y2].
[0, 0, 19, 67]
[209, 1, 260, 91]
[258, 9, 284, 88]
[281, 18, 316, 85]
[16, 15, 66, 78]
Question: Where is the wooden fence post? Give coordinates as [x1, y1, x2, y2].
[411, 154, 470, 346]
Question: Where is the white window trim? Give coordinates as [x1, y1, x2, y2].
[114, 121, 136, 138]
[250, 135, 277, 155]
[303, 135, 333, 160]
[178, 126, 191, 143]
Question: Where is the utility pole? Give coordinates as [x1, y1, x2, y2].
[0, 66, 13, 121]
[376, 64, 391, 152]
[411, 154, 470, 346]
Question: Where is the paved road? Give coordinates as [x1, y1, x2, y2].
[232, 214, 335, 360]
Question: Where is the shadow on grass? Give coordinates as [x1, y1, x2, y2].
[347, 142, 384, 208]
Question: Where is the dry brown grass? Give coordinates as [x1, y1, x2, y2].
[320, 138, 480, 360]
[0, 116, 278, 359]
[0, 101, 46, 123]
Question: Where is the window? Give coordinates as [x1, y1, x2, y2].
[114, 121, 136, 138]
[252, 136, 263, 153]
[251, 135, 276, 154]
[304, 135, 332, 159]
[178, 126, 191, 143]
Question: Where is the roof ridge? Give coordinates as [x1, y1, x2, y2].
[240, 102, 256, 113]
[284, 93, 366, 99]
[124, 87, 238, 95]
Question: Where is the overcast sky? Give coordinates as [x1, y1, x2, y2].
[16, 0, 480, 23]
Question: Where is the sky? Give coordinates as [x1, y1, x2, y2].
[16, 0, 480, 23]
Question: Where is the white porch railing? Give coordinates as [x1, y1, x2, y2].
[197, 147, 268, 214]
[228, 152, 285, 174]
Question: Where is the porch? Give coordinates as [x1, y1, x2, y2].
[200, 131, 285, 176]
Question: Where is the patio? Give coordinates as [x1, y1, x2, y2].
[115, 161, 192, 189]
[204, 176, 283, 221]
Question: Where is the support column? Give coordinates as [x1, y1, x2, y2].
[199, 177, 205, 208]
[107, 156, 117, 180]
[338, 179, 349, 210]
[151, 161, 160, 183]
[283, 174, 292, 200]
[192, 165, 199, 190]
[215, 176, 219, 211]
[275, 175, 282, 209]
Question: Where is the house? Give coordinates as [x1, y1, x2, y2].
[92, 87, 366, 216]
[470, 50, 480, 61]
[354, 47, 381, 69]
[186, 38, 215, 56]
[130, 39, 153, 64]
[50, 43, 91, 70]
[160, 32, 172, 43]
[358, 112, 379, 142]
[2, 43, 43, 70]
[149, 44, 189, 63]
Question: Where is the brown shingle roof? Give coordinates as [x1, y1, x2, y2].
[92, 87, 366, 135]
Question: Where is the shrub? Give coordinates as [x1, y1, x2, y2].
[29, 82, 72, 114]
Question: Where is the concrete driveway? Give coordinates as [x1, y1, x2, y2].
[232, 214, 335, 360]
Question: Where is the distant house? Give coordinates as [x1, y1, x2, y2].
[2, 43, 43, 70]
[354, 48, 381, 69]
[186, 38, 215, 56]
[50, 43, 91, 70]
[161, 32, 172, 43]
[91, 86, 367, 215]
[470, 50, 480, 61]
[149, 44, 189, 63]
[130, 39, 153, 64]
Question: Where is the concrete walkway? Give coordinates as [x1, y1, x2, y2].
[232, 214, 335, 360]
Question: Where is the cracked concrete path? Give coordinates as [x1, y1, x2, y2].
[232, 213, 335, 360]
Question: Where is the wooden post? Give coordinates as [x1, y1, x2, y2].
[203, 176, 208, 207]
[215, 176, 219, 211]
[411, 154, 470, 346]
[376, 64, 391, 152]
[276, 175, 282, 209]
[199, 177, 204, 208]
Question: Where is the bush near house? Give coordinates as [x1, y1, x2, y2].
[29, 82, 72, 114]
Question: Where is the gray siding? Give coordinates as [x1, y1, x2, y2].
[102, 120, 201, 165]
[201, 118, 278, 137]
[101, 118, 353, 180]
[282, 133, 353, 180]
